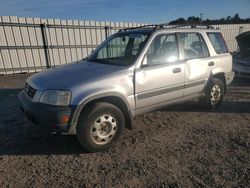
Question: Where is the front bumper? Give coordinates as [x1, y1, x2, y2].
[18, 91, 76, 133]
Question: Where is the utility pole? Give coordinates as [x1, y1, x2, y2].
[200, 13, 203, 25]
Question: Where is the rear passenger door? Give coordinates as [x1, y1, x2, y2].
[207, 32, 232, 73]
[178, 32, 213, 96]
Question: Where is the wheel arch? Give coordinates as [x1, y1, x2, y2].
[212, 72, 227, 93]
[200, 71, 226, 110]
[69, 94, 134, 134]
[203, 71, 226, 94]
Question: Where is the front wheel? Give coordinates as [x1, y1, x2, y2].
[76, 102, 125, 152]
[201, 78, 225, 110]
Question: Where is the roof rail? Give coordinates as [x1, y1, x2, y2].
[163, 24, 215, 29]
[118, 24, 215, 32]
[118, 24, 159, 32]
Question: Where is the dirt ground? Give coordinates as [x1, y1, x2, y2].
[0, 74, 249, 188]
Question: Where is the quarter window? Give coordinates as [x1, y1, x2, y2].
[207, 32, 228, 54]
[180, 32, 209, 60]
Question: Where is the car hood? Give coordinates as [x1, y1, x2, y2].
[27, 60, 128, 90]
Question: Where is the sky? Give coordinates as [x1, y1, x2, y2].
[0, 0, 249, 23]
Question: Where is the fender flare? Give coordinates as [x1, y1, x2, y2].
[68, 92, 134, 134]
[203, 71, 226, 95]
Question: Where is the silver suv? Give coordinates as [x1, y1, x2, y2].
[19, 25, 234, 152]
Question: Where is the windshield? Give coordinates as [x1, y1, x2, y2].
[87, 33, 149, 66]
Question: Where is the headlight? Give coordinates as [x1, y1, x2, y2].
[39, 90, 71, 106]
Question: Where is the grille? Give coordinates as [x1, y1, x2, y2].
[25, 83, 36, 98]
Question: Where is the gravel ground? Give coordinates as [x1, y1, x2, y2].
[0, 74, 250, 188]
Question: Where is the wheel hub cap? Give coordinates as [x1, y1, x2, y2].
[90, 115, 117, 145]
[211, 85, 221, 106]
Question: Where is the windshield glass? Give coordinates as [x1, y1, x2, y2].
[87, 33, 149, 66]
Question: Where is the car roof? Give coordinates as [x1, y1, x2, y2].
[117, 28, 155, 35]
[117, 25, 220, 35]
[156, 27, 220, 33]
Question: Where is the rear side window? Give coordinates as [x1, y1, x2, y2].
[207, 32, 228, 54]
[179, 32, 209, 60]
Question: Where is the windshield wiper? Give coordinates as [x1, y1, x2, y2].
[89, 59, 110, 64]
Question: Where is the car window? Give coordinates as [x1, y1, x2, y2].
[88, 33, 149, 66]
[180, 32, 209, 60]
[132, 36, 148, 55]
[97, 34, 147, 58]
[207, 32, 228, 54]
[146, 33, 179, 66]
[97, 36, 129, 59]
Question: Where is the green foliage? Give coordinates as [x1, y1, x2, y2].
[169, 14, 250, 25]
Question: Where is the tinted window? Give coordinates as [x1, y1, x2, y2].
[146, 34, 179, 66]
[180, 32, 209, 60]
[207, 32, 228, 54]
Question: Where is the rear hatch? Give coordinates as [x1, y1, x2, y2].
[236, 31, 250, 58]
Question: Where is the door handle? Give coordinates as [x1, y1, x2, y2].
[208, 62, 215, 66]
[172, 67, 181, 73]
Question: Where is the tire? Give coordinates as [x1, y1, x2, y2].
[201, 78, 225, 110]
[76, 102, 125, 152]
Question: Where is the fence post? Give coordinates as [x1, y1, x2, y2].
[104, 25, 110, 57]
[104, 25, 110, 39]
[40, 23, 51, 68]
[239, 26, 243, 35]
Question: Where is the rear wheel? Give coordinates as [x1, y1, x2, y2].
[76, 102, 125, 152]
[201, 78, 225, 110]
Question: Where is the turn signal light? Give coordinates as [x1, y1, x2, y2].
[59, 115, 70, 124]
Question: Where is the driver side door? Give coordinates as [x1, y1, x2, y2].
[135, 33, 185, 112]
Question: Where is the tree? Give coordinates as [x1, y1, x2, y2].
[168, 14, 250, 25]
[226, 16, 231, 21]
[186, 16, 201, 24]
[234, 14, 240, 20]
[169, 17, 186, 25]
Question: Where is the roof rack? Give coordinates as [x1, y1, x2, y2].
[118, 24, 159, 32]
[118, 24, 215, 32]
[163, 24, 215, 29]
